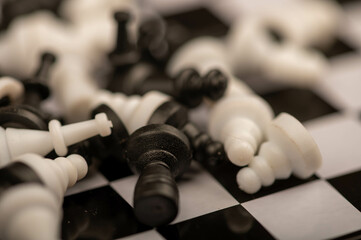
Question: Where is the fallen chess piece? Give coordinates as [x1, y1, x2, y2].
[0, 52, 57, 130]
[226, 16, 328, 87]
[124, 124, 192, 227]
[0, 153, 88, 240]
[237, 113, 322, 194]
[51, 56, 225, 163]
[209, 94, 274, 166]
[258, 0, 342, 48]
[0, 112, 113, 167]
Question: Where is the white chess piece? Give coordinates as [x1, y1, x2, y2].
[226, 16, 328, 87]
[237, 113, 322, 194]
[0, 184, 61, 240]
[0, 153, 88, 240]
[209, 95, 274, 166]
[0, 113, 113, 167]
[0, 76, 24, 104]
[261, 0, 341, 48]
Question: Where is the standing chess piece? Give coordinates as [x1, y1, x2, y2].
[237, 113, 322, 194]
[124, 124, 192, 226]
[0, 153, 88, 240]
[108, 11, 140, 71]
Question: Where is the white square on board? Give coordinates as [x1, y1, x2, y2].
[110, 162, 239, 224]
[242, 180, 361, 240]
[317, 53, 361, 111]
[305, 113, 361, 179]
[115, 230, 165, 240]
[65, 171, 109, 196]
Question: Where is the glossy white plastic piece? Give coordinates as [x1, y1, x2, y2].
[89, 90, 170, 133]
[0, 11, 80, 77]
[209, 95, 274, 166]
[0, 113, 112, 166]
[15, 153, 88, 200]
[0, 76, 24, 103]
[226, 16, 328, 87]
[261, 0, 341, 48]
[237, 113, 322, 194]
[126, 91, 170, 133]
[50, 56, 99, 122]
[0, 184, 61, 240]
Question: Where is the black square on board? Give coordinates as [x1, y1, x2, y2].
[157, 205, 274, 240]
[328, 170, 361, 212]
[261, 88, 338, 122]
[62, 186, 151, 240]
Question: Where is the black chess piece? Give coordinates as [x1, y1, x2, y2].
[108, 11, 140, 70]
[137, 12, 169, 64]
[111, 61, 228, 108]
[148, 99, 226, 165]
[21, 52, 56, 108]
[124, 124, 192, 226]
[88, 104, 129, 161]
[0, 52, 57, 130]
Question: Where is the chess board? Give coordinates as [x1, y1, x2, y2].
[61, 0, 361, 239]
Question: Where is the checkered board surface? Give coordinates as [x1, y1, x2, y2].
[61, 0, 361, 239]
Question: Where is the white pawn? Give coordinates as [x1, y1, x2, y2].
[226, 16, 328, 87]
[0, 153, 88, 240]
[0, 76, 24, 104]
[209, 95, 274, 166]
[90, 90, 171, 134]
[0, 113, 113, 167]
[237, 113, 322, 194]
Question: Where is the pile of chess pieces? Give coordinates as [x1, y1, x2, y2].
[0, 0, 342, 239]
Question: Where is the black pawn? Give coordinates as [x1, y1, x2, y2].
[124, 124, 192, 227]
[108, 11, 140, 69]
[22, 52, 56, 108]
[182, 122, 226, 166]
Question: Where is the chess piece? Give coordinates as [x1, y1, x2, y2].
[88, 104, 129, 161]
[0, 112, 113, 167]
[21, 52, 56, 109]
[110, 61, 227, 108]
[259, 0, 341, 48]
[0, 76, 24, 106]
[0, 52, 56, 130]
[91, 90, 226, 164]
[124, 124, 192, 226]
[137, 9, 169, 63]
[108, 11, 140, 70]
[0, 153, 88, 240]
[209, 94, 274, 166]
[226, 16, 328, 87]
[237, 113, 322, 194]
